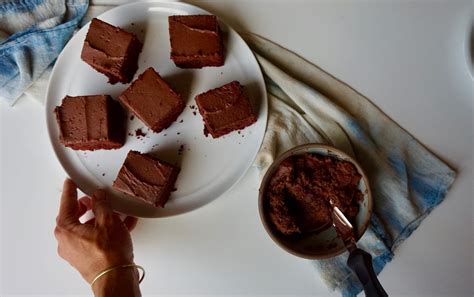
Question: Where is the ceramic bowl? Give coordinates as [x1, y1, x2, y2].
[258, 144, 372, 259]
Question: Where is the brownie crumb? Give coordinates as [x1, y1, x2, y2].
[238, 131, 241, 134]
[193, 111, 197, 116]
[130, 115, 135, 120]
[178, 144, 185, 155]
[172, 188, 177, 192]
[164, 133, 167, 136]
[179, 119, 183, 123]
[102, 173, 106, 176]
[177, 132, 180, 135]
[131, 22, 135, 26]
[135, 128, 146, 137]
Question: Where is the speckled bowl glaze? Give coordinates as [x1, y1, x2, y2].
[258, 144, 372, 259]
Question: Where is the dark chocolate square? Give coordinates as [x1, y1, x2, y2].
[81, 18, 142, 84]
[113, 151, 180, 208]
[169, 15, 224, 68]
[54, 95, 125, 150]
[195, 81, 257, 138]
[118, 67, 184, 133]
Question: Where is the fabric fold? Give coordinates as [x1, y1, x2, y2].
[0, 0, 88, 105]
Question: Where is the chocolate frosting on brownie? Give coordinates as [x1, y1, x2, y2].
[169, 15, 224, 68]
[169, 15, 222, 56]
[195, 81, 257, 138]
[85, 19, 135, 57]
[113, 151, 179, 207]
[118, 67, 184, 132]
[81, 18, 142, 84]
[54, 95, 125, 151]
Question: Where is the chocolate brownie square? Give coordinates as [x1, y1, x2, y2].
[54, 95, 125, 150]
[81, 18, 142, 84]
[195, 81, 257, 138]
[169, 15, 224, 68]
[113, 151, 180, 208]
[118, 67, 184, 133]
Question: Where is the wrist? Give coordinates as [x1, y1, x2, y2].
[92, 265, 141, 297]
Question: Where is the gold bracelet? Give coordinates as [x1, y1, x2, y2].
[90, 264, 145, 288]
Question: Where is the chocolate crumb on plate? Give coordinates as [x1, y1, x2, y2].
[135, 128, 146, 138]
[178, 144, 185, 155]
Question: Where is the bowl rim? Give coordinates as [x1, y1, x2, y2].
[258, 143, 373, 260]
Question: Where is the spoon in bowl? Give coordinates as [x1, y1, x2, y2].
[330, 200, 388, 297]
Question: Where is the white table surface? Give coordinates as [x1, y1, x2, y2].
[1, 1, 473, 296]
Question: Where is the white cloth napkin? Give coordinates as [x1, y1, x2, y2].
[242, 33, 456, 296]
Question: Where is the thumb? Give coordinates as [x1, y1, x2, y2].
[91, 190, 113, 226]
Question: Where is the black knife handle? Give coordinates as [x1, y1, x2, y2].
[347, 248, 388, 297]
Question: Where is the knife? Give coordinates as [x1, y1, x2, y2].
[331, 205, 388, 297]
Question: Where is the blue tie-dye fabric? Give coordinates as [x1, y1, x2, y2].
[0, 0, 88, 105]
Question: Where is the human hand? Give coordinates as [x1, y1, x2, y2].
[54, 179, 139, 284]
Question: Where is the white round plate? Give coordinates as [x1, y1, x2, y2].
[45, 1, 267, 217]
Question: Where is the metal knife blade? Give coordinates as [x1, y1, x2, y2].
[331, 205, 357, 252]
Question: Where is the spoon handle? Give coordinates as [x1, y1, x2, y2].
[347, 248, 388, 297]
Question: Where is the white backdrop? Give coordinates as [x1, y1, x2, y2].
[1, 1, 473, 296]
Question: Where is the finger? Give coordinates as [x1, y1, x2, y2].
[91, 190, 113, 226]
[123, 216, 138, 232]
[78, 196, 92, 213]
[79, 196, 92, 208]
[57, 179, 79, 226]
[77, 196, 89, 217]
